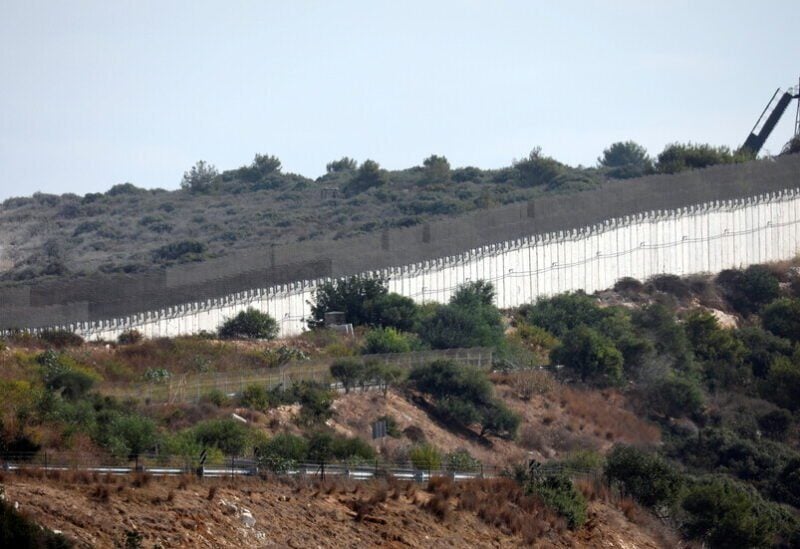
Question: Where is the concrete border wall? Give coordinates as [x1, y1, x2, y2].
[1, 155, 799, 330]
[9, 188, 799, 341]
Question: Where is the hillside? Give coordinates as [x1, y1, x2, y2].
[4, 258, 800, 546]
[0, 141, 766, 286]
[0, 153, 603, 285]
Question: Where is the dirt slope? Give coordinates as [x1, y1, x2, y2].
[3, 474, 673, 548]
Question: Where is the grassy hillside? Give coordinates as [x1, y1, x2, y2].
[3, 258, 800, 546]
[0, 140, 761, 285]
[0, 152, 603, 284]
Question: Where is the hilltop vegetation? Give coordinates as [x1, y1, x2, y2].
[0, 141, 760, 284]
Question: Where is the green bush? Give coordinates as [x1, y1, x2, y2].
[445, 449, 480, 471]
[528, 473, 587, 529]
[342, 159, 388, 196]
[762, 298, 800, 343]
[218, 308, 278, 340]
[685, 310, 747, 389]
[152, 240, 206, 262]
[717, 265, 780, 316]
[761, 357, 800, 411]
[362, 327, 413, 354]
[409, 443, 442, 470]
[117, 329, 143, 345]
[513, 148, 565, 187]
[681, 477, 777, 549]
[605, 445, 683, 509]
[240, 384, 270, 411]
[408, 360, 519, 438]
[644, 375, 704, 419]
[38, 329, 84, 348]
[758, 409, 793, 442]
[256, 433, 308, 472]
[551, 326, 623, 387]
[296, 382, 334, 426]
[655, 142, 749, 174]
[103, 414, 158, 460]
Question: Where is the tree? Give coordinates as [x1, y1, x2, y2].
[605, 445, 683, 509]
[342, 159, 388, 196]
[365, 293, 419, 332]
[418, 281, 504, 350]
[326, 157, 358, 173]
[551, 326, 624, 387]
[180, 160, 218, 193]
[193, 418, 249, 456]
[110, 415, 158, 461]
[330, 359, 366, 393]
[218, 308, 278, 340]
[309, 275, 388, 328]
[761, 298, 800, 343]
[513, 147, 565, 187]
[252, 153, 282, 176]
[598, 141, 652, 179]
[422, 154, 451, 185]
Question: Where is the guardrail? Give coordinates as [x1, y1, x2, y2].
[0, 451, 592, 483]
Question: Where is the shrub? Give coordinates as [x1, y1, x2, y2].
[342, 159, 388, 196]
[38, 329, 84, 348]
[681, 477, 777, 548]
[47, 369, 96, 400]
[527, 473, 587, 529]
[761, 298, 800, 343]
[117, 330, 143, 345]
[296, 382, 334, 426]
[106, 415, 158, 460]
[152, 240, 206, 262]
[717, 265, 781, 316]
[761, 357, 800, 411]
[655, 142, 748, 174]
[362, 327, 413, 354]
[256, 433, 308, 472]
[409, 443, 442, 470]
[513, 148, 565, 187]
[605, 445, 683, 509]
[644, 375, 704, 419]
[241, 384, 270, 411]
[218, 308, 278, 340]
[684, 310, 747, 388]
[551, 326, 623, 387]
[758, 409, 793, 442]
[408, 360, 519, 438]
[445, 449, 480, 471]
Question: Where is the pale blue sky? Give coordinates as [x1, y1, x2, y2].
[1, 1, 798, 201]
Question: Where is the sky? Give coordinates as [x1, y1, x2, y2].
[0, 0, 798, 201]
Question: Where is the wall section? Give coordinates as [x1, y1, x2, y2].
[15, 189, 798, 342]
